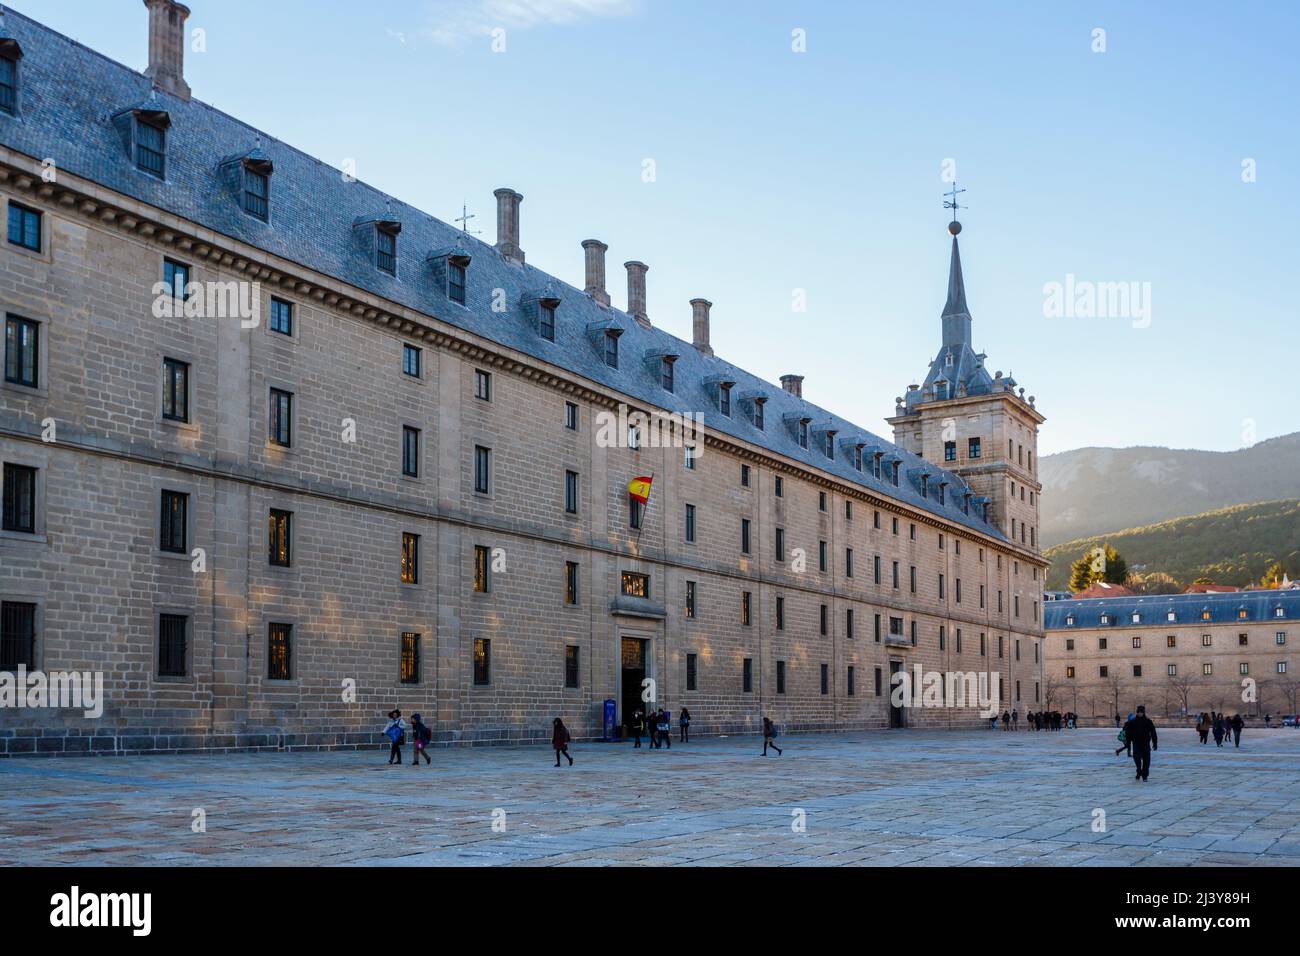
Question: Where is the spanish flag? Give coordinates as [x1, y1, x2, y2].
[628, 476, 653, 505]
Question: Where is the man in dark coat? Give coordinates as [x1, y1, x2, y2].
[1123, 705, 1158, 781]
[1231, 713, 1244, 748]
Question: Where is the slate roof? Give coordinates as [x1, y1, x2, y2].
[0, 8, 1008, 541]
[1044, 590, 1300, 630]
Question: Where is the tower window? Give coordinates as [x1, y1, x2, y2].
[944, 441, 956, 462]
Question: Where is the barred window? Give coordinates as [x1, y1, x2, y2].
[267, 622, 293, 680]
[159, 490, 188, 553]
[0, 601, 36, 670]
[401, 532, 419, 584]
[565, 645, 580, 689]
[473, 545, 490, 593]
[135, 119, 166, 177]
[400, 632, 421, 684]
[158, 614, 188, 677]
[621, 571, 649, 599]
[448, 261, 466, 303]
[473, 638, 490, 685]
[267, 509, 292, 567]
[242, 168, 269, 220]
[539, 303, 556, 341]
[376, 226, 398, 275]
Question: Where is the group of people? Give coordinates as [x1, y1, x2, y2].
[1195, 712, 1244, 748]
[382, 709, 432, 766]
[629, 707, 691, 749]
[1026, 710, 1075, 731]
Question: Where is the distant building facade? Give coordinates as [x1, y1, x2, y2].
[0, 4, 1046, 756]
[1044, 591, 1300, 719]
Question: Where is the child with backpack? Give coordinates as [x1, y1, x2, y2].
[410, 713, 432, 766]
[552, 717, 574, 766]
[384, 709, 407, 764]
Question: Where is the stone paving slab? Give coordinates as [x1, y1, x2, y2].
[1, 728, 1297, 866]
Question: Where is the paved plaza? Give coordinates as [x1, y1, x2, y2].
[2, 728, 1298, 866]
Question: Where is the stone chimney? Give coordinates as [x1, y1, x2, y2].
[625, 261, 650, 329]
[691, 298, 713, 356]
[781, 374, 804, 398]
[143, 0, 192, 102]
[493, 188, 524, 264]
[582, 239, 609, 306]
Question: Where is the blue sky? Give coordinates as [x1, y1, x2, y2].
[20, 0, 1299, 455]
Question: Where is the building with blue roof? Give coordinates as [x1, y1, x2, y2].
[0, 2, 1050, 754]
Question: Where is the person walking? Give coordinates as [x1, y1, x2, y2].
[631, 708, 644, 748]
[552, 717, 574, 766]
[1011, 709, 1019, 731]
[657, 708, 671, 749]
[410, 712, 432, 767]
[1123, 705, 1158, 781]
[1212, 715, 1225, 747]
[1196, 713, 1210, 745]
[679, 707, 691, 744]
[762, 716, 782, 756]
[1231, 713, 1244, 748]
[383, 709, 406, 765]
[1001, 710, 1010, 731]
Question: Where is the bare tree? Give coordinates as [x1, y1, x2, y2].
[1273, 677, 1300, 716]
[1105, 673, 1127, 720]
[1042, 675, 1063, 712]
[1167, 674, 1199, 717]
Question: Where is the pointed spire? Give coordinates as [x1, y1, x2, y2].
[940, 225, 972, 348]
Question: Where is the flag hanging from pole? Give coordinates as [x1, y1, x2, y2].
[627, 476, 653, 505]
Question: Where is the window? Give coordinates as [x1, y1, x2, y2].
[402, 344, 421, 377]
[775, 527, 785, 562]
[719, 383, 731, 417]
[979, 632, 986, 656]
[820, 663, 829, 695]
[684, 446, 696, 470]
[741, 591, 752, 626]
[1202, 634, 1212, 647]
[740, 464, 750, 487]
[566, 645, 581, 688]
[629, 497, 644, 530]
[539, 302, 556, 341]
[797, 420, 808, 449]
[402, 532, 419, 584]
[158, 357, 190, 422]
[685, 581, 696, 618]
[1238, 609, 1248, 620]
[7, 201, 40, 251]
[162, 260, 190, 305]
[565, 471, 579, 514]
[1278, 632, 1287, 646]
[753, 399, 765, 430]
[565, 561, 579, 605]
[621, 571, 650, 599]
[268, 509, 292, 567]
[944, 441, 956, 462]
[4, 314, 38, 388]
[1066, 639, 1075, 650]
[968, 437, 981, 459]
[474, 446, 491, 494]
[1239, 662, 1249, 676]
[1167, 664, 1177, 677]
[686, 653, 697, 691]
[776, 596, 785, 630]
[157, 614, 188, 678]
[243, 168, 269, 220]
[892, 561, 899, 589]
[448, 261, 466, 303]
[743, 657, 753, 693]
[564, 401, 578, 430]
[0, 54, 16, 115]
[847, 666, 855, 696]
[0, 461, 35, 534]
[159, 490, 188, 554]
[473, 638, 491, 685]
[0, 601, 35, 670]
[1278, 661, 1288, 674]
[845, 548, 854, 578]
[776, 660, 786, 694]
[774, 476, 783, 497]
[376, 226, 398, 275]
[939, 625, 946, 650]
[661, 357, 674, 392]
[1098, 637, 1107, 650]
[819, 604, 828, 636]
[845, 501, 853, 521]
[847, 609, 855, 639]
[1066, 666, 1075, 679]
[475, 369, 491, 401]
[473, 545, 491, 593]
[269, 298, 293, 336]
[1132, 636, 1141, 649]
[875, 667, 882, 696]
[819, 491, 827, 512]
[1166, 635, 1176, 648]
[874, 555, 881, 585]
[603, 331, 619, 368]
[1238, 633, 1248, 646]
[741, 518, 751, 555]
[401, 632, 421, 684]
[402, 426, 420, 477]
[269, 388, 293, 447]
[939, 574, 945, 600]
[910, 565, 916, 593]
[685, 504, 696, 543]
[875, 614, 881, 643]
[135, 118, 166, 177]
[819, 541, 828, 572]
[890, 616, 904, 638]
[267, 623, 292, 680]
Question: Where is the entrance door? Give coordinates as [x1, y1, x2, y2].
[621, 636, 649, 736]
[889, 659, 907, 728]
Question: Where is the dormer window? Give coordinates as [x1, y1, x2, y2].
[920, 474, 929, 497]
[429, 247, 470, 303]
[661, 357, 675, 393]
[851, 445, 863, 471]
[448, 260, 466, 302]
[1238, 608, 1248, 620]
[1131, 613, 1140, 623]
[1201, 609, 1211, 621]
[0, 38, 21, 116]
[604, 330, 620, 368]
[1277, 607, 1286, 618]
[1100, 614, 1110, 625]
[376, 226, 398, 275]
[797, 420, 808, 449]
[242, 166, 270, 221]
[937, 483, 945, 506]
[719, 383, 732, 417]
[1065, 615, 1074, 626]
[136, 116, 167, 178]
[1167, 611, 1176, 622]
[539, 302, 556, 341]
[824, 432, 835, 459]
[753, 398, 765, 430]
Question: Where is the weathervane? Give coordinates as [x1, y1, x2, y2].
[455, 203, 481, 236]
[943, 182, 966, 235]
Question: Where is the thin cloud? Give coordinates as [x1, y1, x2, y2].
[424, 0, 641, 46]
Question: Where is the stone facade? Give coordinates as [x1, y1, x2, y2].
[0, 5, 1048, 756]
[1043, 592, 1300, 720]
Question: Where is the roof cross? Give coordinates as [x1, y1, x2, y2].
[455, 203, 480, 235]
